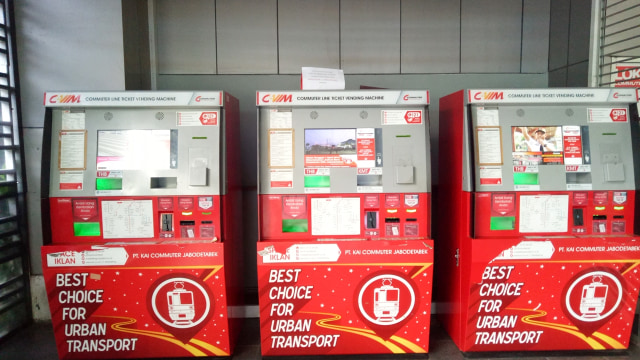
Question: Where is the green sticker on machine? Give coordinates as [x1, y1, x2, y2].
[304, 175, 330, 188]
[73, 222, 101, 236]
[490, 216, 515, 230]
[282, 219, 308, 233]
[513, 172, 539, 185]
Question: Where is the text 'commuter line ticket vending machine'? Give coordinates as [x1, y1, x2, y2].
[256, 90, 434, 356]
[40, 91, 242, 359]
[436, 88, 640, 352]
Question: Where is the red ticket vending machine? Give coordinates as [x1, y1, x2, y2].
[40, 91, 242, 358]
[436, 88, 640, 352]
[256, 90, 434, 356]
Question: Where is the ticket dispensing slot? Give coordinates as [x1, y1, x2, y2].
[180, 220, 196, 238]
[593, 215, 607, 233]
[200, 221, 215, 238]
[151, 177, 178, 189]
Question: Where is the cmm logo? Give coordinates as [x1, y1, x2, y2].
[473, 91, 504, 101]
[49, 94, 81, 104]
[261, 93, 293, 103]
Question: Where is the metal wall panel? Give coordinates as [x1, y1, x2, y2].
[156, 0, 216, 74]
[217, 0, 278, 74]
[548, 0, 570, 71]
[341, 0, 400, 74]
[568, 0, 591, 65]
[23, 128, 43, 275]
[461, 0, 522, 73]
[522, 0, 551, 73]
[401, 0, 460, 73]
[14, 0, 125, 128]
[567, 60, 589, 86]
[548, 68, 568, 87]
[278, 0, 340, 74]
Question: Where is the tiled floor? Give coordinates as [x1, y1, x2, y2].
[0, 317, 638, 360]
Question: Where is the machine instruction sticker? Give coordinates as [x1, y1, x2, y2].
[476, 127, 503, 165]
[101, 200, 154, 239]
[479, 166, 503, 185]
[311, 197, 360, 236]
[518, 195, 569, 233]
[269, 110, 293, 129]
[59, 171, 84, 190]
[588, 108, 628, 123]
[59, 131, 87, 170]
[476, 107, 500, 126]
[269, 130, 294, 168]
[270, 169, 294, 188]
[61, 110, 86, 130]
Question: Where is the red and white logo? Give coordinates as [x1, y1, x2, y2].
[261, 93, 293, 103]
[199, 112, 218, 125]
[404, 111, 422, 124]
[49, 94, 81, 104]
[356, 273, 416, 327]
[148, 274, 214, 342]
[472, 91, 504, 101]
[610, 109, 627, 122]
[562, 269, 623, 335]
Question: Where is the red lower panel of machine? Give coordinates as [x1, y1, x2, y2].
[49, 195, 221, 244]
[259, 192, 430, 241]
[41, 241, 237, 358]
[460, 236, 640, 351]
[256, 239, 434, 356]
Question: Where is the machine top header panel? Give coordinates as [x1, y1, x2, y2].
[44, 91, 225, 107]
[467, 88, 637, 104]
[257, 90, 429, 106]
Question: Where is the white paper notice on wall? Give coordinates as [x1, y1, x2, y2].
[519, 194, 569, 233]
[301, 67, 345, 90]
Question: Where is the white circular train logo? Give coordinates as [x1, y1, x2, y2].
[357, 274, 416, 326]
[151, 277, 211, 329]
[564, 271, 622, 323]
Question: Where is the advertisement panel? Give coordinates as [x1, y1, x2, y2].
[463, 237, 640, 351]
[42, 242, 232, 359]
[256, 240, 434, 356]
